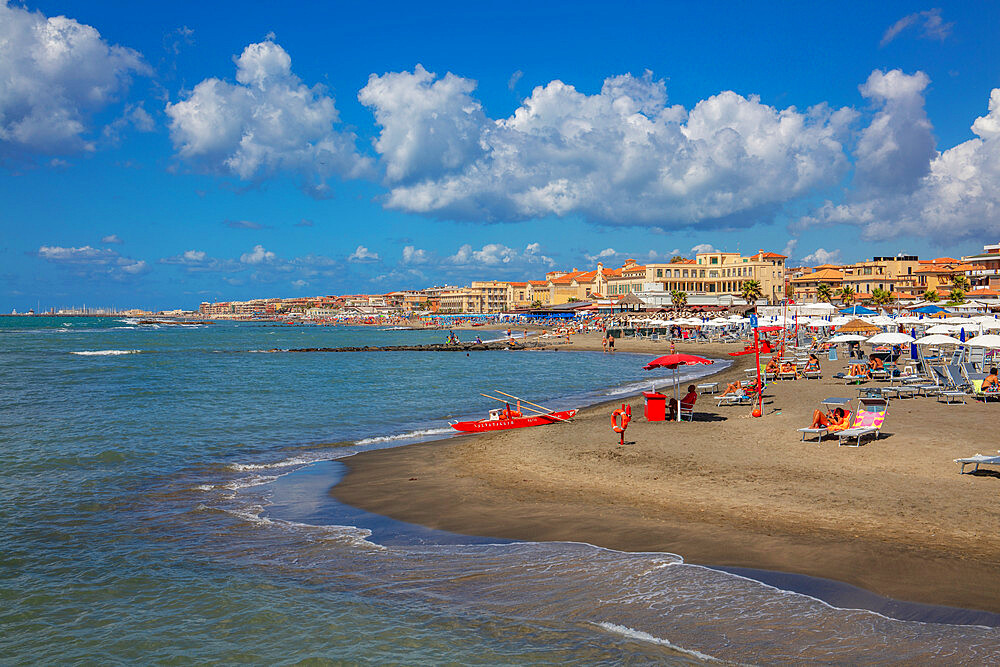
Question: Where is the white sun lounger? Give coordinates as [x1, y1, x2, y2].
[955, 453, 1000, 474]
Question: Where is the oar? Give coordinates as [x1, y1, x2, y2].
[480, 393, 573, 423]
[492, 390, 574, 423]
[492, 390, 553, 413]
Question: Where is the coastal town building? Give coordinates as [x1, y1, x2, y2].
[962, 241, 1000, 291]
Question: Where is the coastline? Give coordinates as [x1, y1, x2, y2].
[331, 334, 1000, 616]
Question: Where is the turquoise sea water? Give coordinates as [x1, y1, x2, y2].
[2, 317, 999, 664]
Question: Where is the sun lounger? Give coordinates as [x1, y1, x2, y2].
[836, 398, 888, 447]
[798, 427, 828, 442]
[717, 393, 752, 406]
[971, 379, 1000, 402]
[697, 382, 719, 394]
[803, 368, 822, 379]
[955, 453, 1000, 474]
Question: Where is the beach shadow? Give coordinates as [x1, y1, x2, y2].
[691, 414, 727, 422]
[966, 469, 1000, 479]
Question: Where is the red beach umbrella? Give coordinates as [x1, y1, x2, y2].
[643, 353, 712, 370]
[643, 354, 713, 413]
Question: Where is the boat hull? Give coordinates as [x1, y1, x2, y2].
[451, 409, 577, 432]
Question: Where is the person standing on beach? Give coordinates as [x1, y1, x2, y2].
[602, 336, 608, 353]
[608, 335, 615, 353]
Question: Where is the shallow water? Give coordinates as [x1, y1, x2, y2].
[2, 317, 999, 664]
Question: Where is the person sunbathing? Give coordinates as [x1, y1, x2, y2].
[847, 363, 870, 378]
[779, 361, 798, 378]
[868, 354, 884, 371]
[719, 381, 743, 397]
[805, 354, 821, 372]
[765, 357, 780, 374]
[983, 367, 999, 393]
[810, 407, 851, 431]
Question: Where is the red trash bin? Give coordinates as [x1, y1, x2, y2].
[643, 391, 667, 421]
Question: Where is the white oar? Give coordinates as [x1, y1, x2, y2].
[480, 393, 572, 423]
[492, 390, 574, 423]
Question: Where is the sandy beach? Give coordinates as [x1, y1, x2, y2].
[333, 333, 1000, 615]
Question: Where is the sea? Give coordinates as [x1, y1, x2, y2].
[2, 316, 999, 664]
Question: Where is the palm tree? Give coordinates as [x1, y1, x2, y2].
[923, 289, 939, 303]
[816, 282, 832, 303]
[870, 287, 894, 307]
[952, 275, 971, 292]
[740, 280, 763, 305]
[670, 290, 688, 308]
[949, 287, 966, 305]
[838, 285, 856, 305]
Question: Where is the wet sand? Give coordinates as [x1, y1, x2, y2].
[333, 334, 1000, 615]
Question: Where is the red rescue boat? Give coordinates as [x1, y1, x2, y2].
[450, 408, 578, 432]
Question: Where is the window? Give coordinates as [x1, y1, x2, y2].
[711, 257, 718, 265]
[699, 270, 706, 278]
[656, 269, 662, 277]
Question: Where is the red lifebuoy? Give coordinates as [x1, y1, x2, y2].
[611, 405, 631, 433]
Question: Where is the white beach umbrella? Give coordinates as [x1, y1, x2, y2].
[863, 315, 895, 327]
[913, 334, 963, 346]
[977, 319, 1000, 331]
[827, 334, 870, 343]
[866, 332, 915, 345]
[895, 316, 922, 324]
[965, 334, 1000, 348]
[829, 316, 854, 326]
[923, 324, 959, 334]
[806, 319, 835, 328]
[801, 303, 836, 313]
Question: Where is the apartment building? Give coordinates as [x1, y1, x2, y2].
[962, 242, 1000, 290]
[788, 268, 844, 301]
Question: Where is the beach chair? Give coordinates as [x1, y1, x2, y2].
[932, 366, 969, 404]
[797, 398, 851, 442]
[803, 367, 822, 379]
[836, 398, 888, 447]
[971, 379, 1000, 402]
[955, 453, 1000, 474]
[717, 392, 752, 407]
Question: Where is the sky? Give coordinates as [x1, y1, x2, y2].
[2, 1, 1000, 311]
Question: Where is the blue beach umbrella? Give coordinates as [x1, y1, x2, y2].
[960, 327, 966, 342]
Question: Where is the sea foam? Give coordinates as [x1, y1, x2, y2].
[70, 349, 141, 356]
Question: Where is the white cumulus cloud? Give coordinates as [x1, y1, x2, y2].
[800, 248, 841, 265]
[449, 243, 554, 267]
[240, 244, 276, 264]
[166, 39, 372, 195]
[359, 67, 855, 227]
[38, 244, 149, 279]
[800, 78, 1000, 242]
[401, 245, 429, 264]
[585, 247, 618, 262]
[348, 245, 380, 262]
[854, 69, 935, 195]
[690, 243, 718, 254]
[0, 1, 149, 161]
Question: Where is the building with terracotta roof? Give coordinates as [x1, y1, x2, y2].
[962, 242, 1000, 291]
[789, 268, 844, 302]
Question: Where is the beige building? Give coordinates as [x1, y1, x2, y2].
[789, 268, 844, 302]
[632, 250, 786, 303]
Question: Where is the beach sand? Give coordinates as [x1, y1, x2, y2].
[333, 334, 1000, 614]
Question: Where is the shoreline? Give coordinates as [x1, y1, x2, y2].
[330, 333, 1000, 616]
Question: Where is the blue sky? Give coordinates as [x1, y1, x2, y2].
[2, 1, 999, 311]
